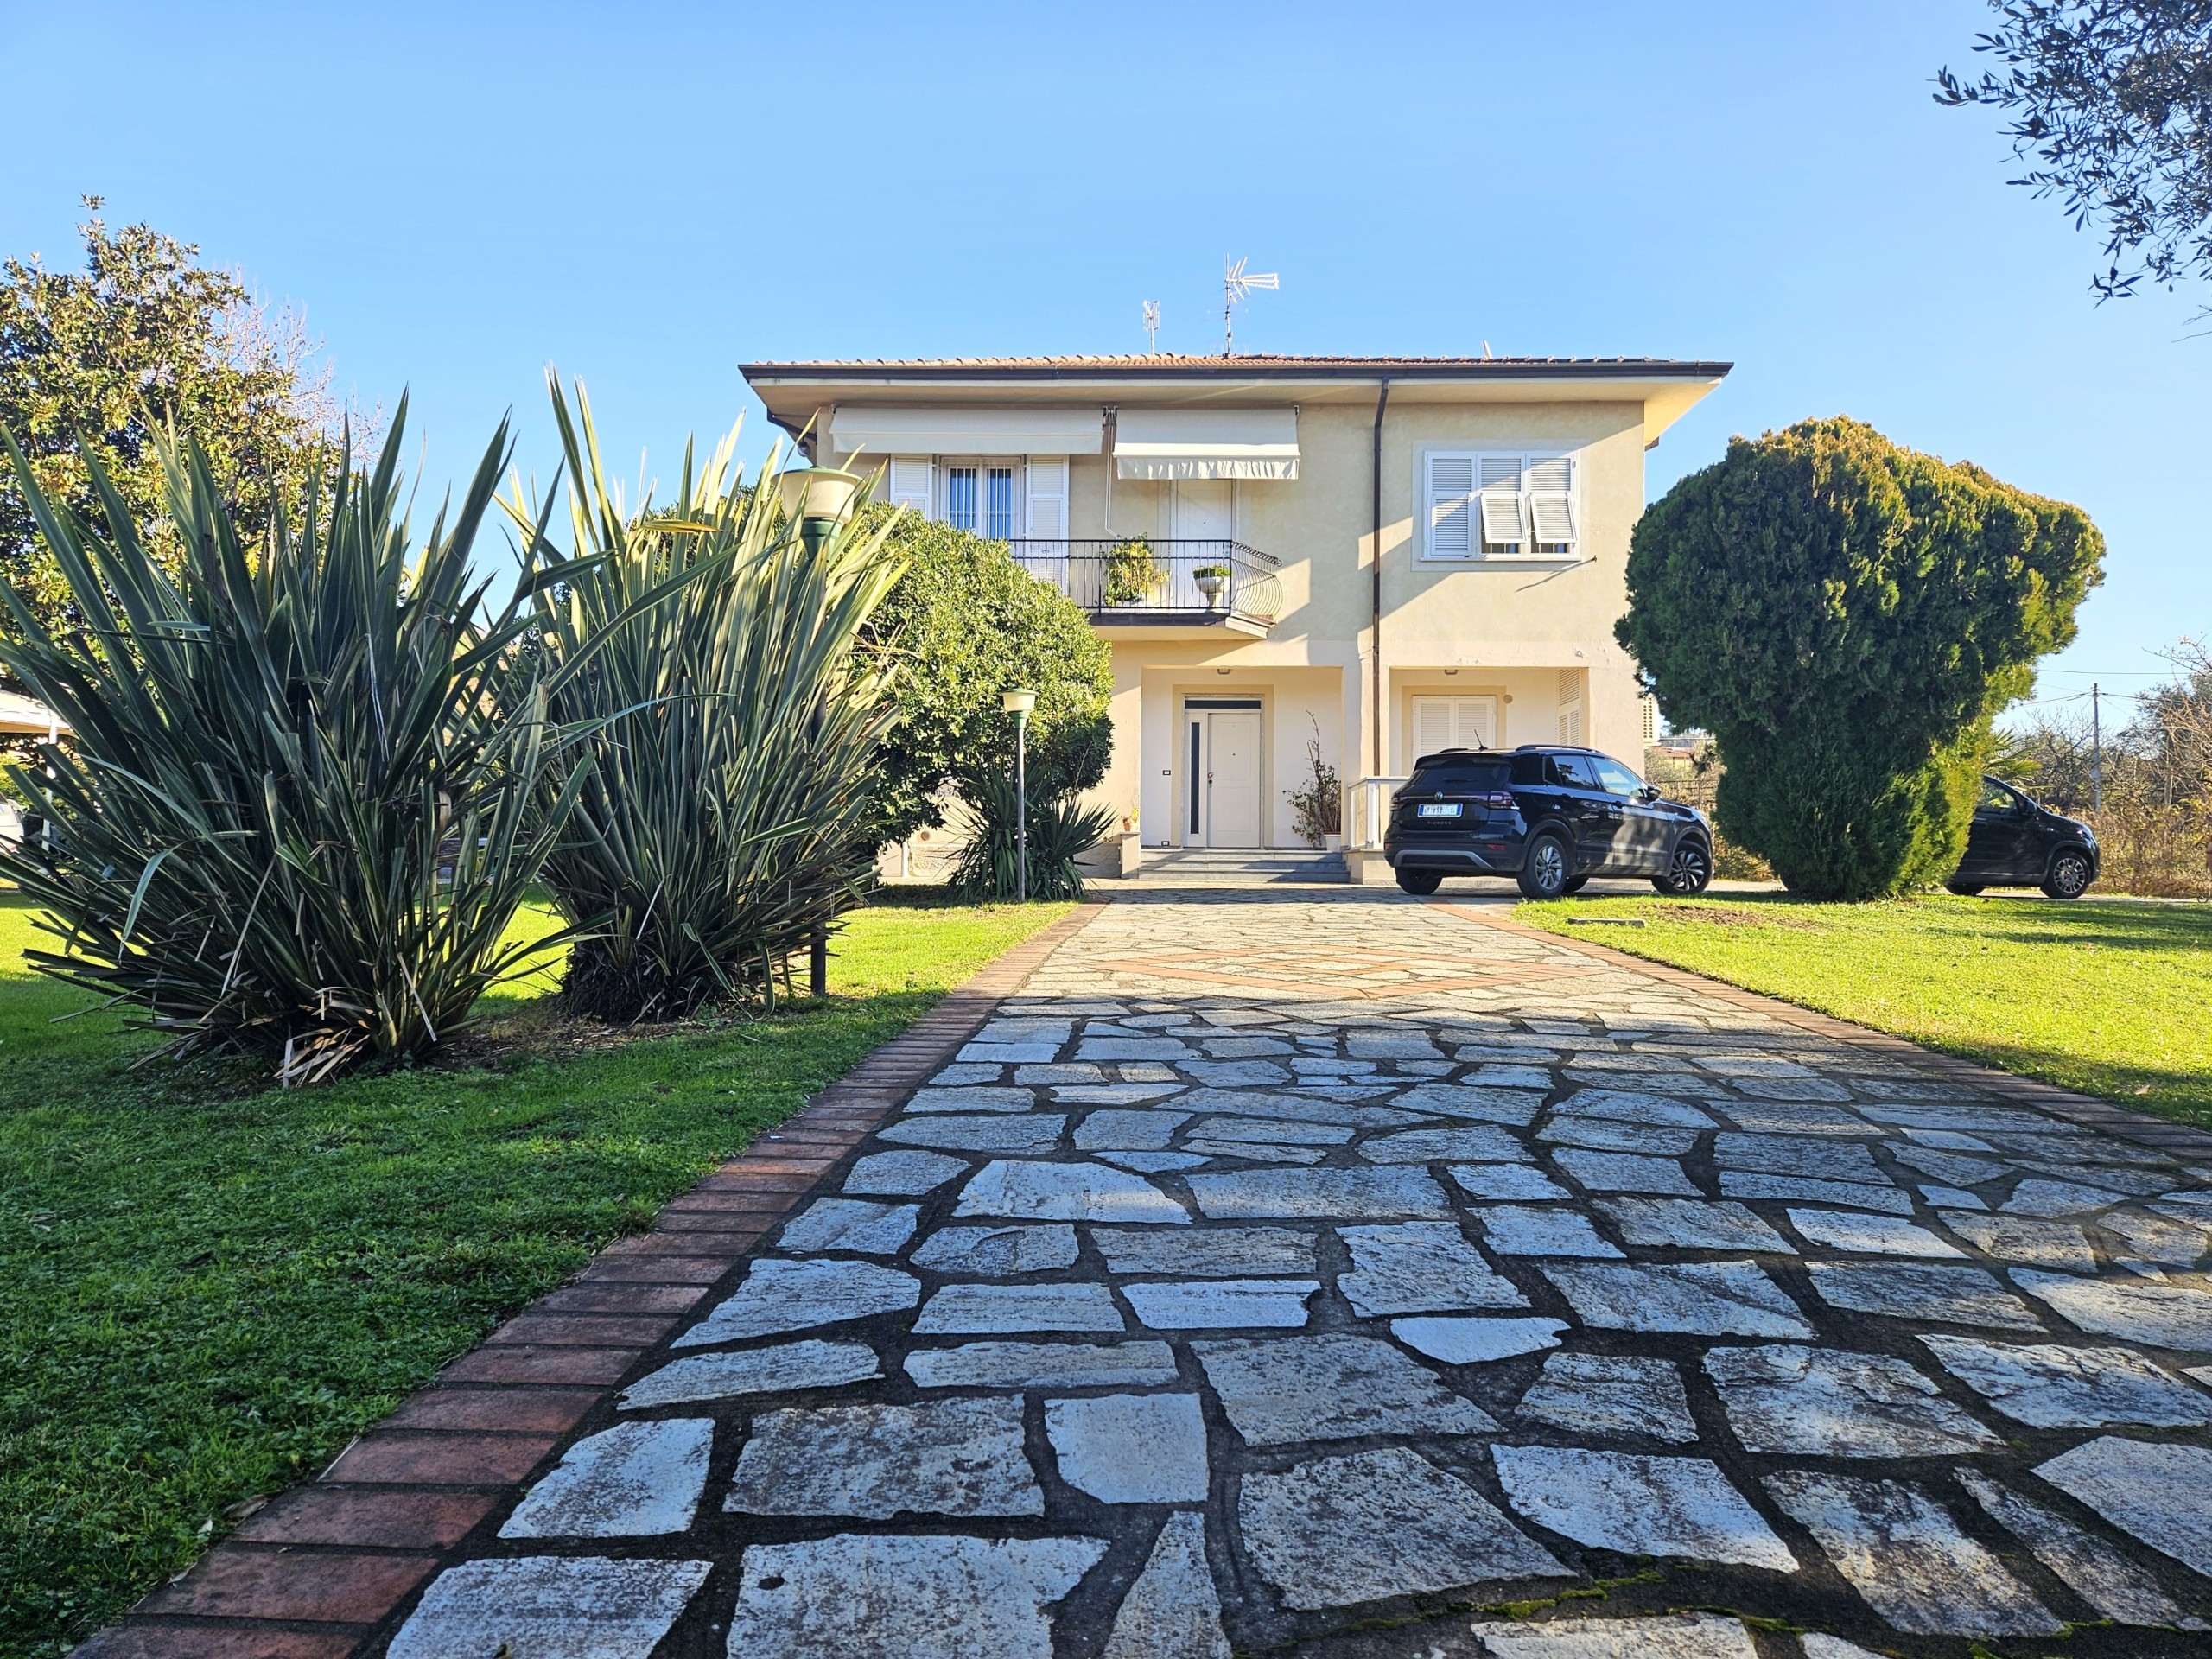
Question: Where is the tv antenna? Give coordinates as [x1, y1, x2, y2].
[1222, 256, 1279, 355]
[1142, 300, 1160, 353]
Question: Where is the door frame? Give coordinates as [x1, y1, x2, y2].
[1175, 690, 1270, 849]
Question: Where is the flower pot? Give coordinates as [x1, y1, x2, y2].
[1194, 573, 1229, 609]
[1323, 833, 1344, 853]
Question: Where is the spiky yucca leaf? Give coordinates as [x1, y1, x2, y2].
[520, 379, 906, 1020]
[949, 770, 1115, 901]
[0, 401, 594, 1084]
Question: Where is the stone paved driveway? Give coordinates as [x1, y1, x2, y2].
[383, 893, 2212, 1658]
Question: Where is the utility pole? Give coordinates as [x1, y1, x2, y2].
[2090, 682, 2103, 813]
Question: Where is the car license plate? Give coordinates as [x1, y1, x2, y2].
[1418, 803, 1462, 818]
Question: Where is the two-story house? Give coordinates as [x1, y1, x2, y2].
[741, 354, 1728, 879]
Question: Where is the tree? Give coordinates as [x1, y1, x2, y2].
[860, 505, 1115, 846]
[1936, 2, 2212, 302]
[0, 199, 334, 637]
[1618, 417, 2103, 899]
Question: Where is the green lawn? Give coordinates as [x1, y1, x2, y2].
[0, 892, 1069, 1659]
[1516, 891, 2212, 1128]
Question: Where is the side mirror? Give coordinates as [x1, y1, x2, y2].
[1638, 785, 1662, 803]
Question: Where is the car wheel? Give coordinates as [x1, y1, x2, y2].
[1559, 876, 1590, 895]
[1395, 868, 1442, 896]
[1652, 838, 1713, 896]
[2042, 849, 2094, 899]
[1516, 832, 1573, 899]
[1945, 882, 1985, 897]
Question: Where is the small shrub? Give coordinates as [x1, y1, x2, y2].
[1104, 537, 1161, 605]
[1284, 716, 1342, 846]
[949, 769, 1114, 900]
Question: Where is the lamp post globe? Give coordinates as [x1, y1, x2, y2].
[1001, 689, 1039, 901]
[775, 467, 863, 555]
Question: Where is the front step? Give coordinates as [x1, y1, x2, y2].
[1133, 847, 1350, 884]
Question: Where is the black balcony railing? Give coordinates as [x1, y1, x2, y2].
[1007, 539, 1282, 626]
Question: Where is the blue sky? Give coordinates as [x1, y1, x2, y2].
[5, 0, 2205, 720]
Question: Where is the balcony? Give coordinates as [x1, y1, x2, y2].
[1008, 539, 1282, 630]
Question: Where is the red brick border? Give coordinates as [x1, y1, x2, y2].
[71, 900, 1107, 1659]
[1440, 899, 2212, 1161]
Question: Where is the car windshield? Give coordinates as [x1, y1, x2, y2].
[1410, 759, 1510, 793]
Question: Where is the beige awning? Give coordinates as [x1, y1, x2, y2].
[1113, 407, 1300, 480]
[0, 690, 64, 737]
[830, 404, 1103, 457]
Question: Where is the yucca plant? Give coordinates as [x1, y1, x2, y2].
[949, 769, 1116, 901]
[519, 380, 906, 1020]
[0, 402, 595, 1084]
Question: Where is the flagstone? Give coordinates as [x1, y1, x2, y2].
[846, 1149, 970, 1196]
[620, 1340, 880, 1408]
[1360, 1125, 1531, 1163]
[1019, 1063, 1105, 1084]
[1541, 1262, 1813, 1338]
[2004, 1177, 2126, 1217]
[1718, 1173, 1914, 1214]
[1101, 1511, 1230, 1659]
[1763, 1471, 2063, 1636]
[1920, 1333, 2212, 1427]
[1463, 1612, 1764, 1656]
[1045, 1393, 1210, 1503]
[1338, 1221, 1530, 1315]
[1955, 1468, 2206, 1630]
[1395, 1081, 1547, 1124]
[956, 1160, 1190, 1224]
[909, 1224, 1079, 1275]
[1806, 1262, 2043, 1329]
[386, 1556, 713, 1659]
[1939, 1212, 2095, 1272]
[499, 1418, 713, 1538]
[1712, 1134, 1884, 1183]
[906, 1085, 1036, 1113]
[2034, 1436, 2212, 1579]
[1056, 1084, 1186, 1104]
[724, 1533, 1106, 1659]
[1704, 1344, 2001, 1457]
[1079, 1036, 1197, 1060]
[1348, 1032, 1444, 1058]
[674, 1258, 920, 1347]
[1072, 1109, 1188, 1150]
[2099, 1205, 2210, 1266]
[928, 1064, 1002, 1087]
[1451, 1162, 1576, 1202]
[1171, 1086, 1419, 1128]
[1595, 1197, 1790, 1253]
[1185, 1116, 1353, 1146]
[1238, 1446, 1568, 1609]
[1090, 1224, 1316, 1276]
[1392, 1314, 1568, 1364]
[1722, 1076, 1855, 1102]
[904, 1340, 1179, 1389]
[1123, 1277, 1317, 1328]
[1493, 1445, 1796, 1570]
[1188, 1166, 1452, 1221]
[1474, 1205, 1624, 1258]
[725, 1397, 1043, 1518]
[1193, 1334, 1498, 1444]
[1552, 1150, 1700, 1196]
[1890, 1146, 2012, 1186]
[912, 1281, 1125, 1334]
[1786, 1209, 1965, 1257]
[1920, 1183, 1986, 1208]
[1717, 1102, 1873, 1135]
[1182, 1140, 1323, 1164]
[880, 1115, 1067, 1154]
[1516, 1352, 1696, 1441]
[776, 1198, 920, 1255]
[1538, 1119, 1703, 1156]
[1101, 1150, 1211, 1172]
[1553, 1088, 1717, 1128]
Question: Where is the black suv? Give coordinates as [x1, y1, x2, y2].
[1384, 745, 1713, 899]
[1947, 775, 2099, 899]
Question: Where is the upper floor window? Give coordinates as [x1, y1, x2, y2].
[942, 461, 1019, 539]
[1422, 449, 1580, 562]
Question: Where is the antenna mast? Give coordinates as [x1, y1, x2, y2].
[1222, 256, 1279, 355]
[1142, 300, 1160, 353]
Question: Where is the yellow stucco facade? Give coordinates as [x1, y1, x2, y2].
[743, 356, 1727, 857]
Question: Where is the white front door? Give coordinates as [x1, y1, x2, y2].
[1409, 695, 1499, 764]
[1175, 480, 1234, 543]
[1205, 710, 1262, 847]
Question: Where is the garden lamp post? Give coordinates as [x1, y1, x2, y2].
[1001, 687, 1038, 902]
[775, 466, 865, 995]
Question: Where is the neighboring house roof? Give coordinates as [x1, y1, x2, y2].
[741, 353, 1732, 447]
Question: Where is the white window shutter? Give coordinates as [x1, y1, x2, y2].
[1413, 697, 1455, 757]
[1526, 454, 1576, 550]
[1557, 668, 1586, 745]
[1426, 454, 1474, 559]
[1024, 458, 1066, 544]
[1457, 695, 1498, 748]
[888, 457, 932, 518]
[1480, 490, 1529, 554]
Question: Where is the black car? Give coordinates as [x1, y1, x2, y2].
[1947, 775, 2099, 899]
[1383, 744, 1714, 899]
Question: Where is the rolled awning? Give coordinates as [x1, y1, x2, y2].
[830, 404, 1103, 457]
[1113, 407, 1299, 480]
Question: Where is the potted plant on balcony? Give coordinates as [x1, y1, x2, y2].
[1192, 563, 1231, 610]
[1103, 537, 1161, 607]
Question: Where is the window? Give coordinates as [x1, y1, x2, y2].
[1410, 695, 1498, 760]
[940, 461, 1019, 539]
[1590, 755, 1644, 798]
[1548, 753, 1598, 788]
[1423, 449, 1580, 560]
[1410, 758, 1510, 793]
